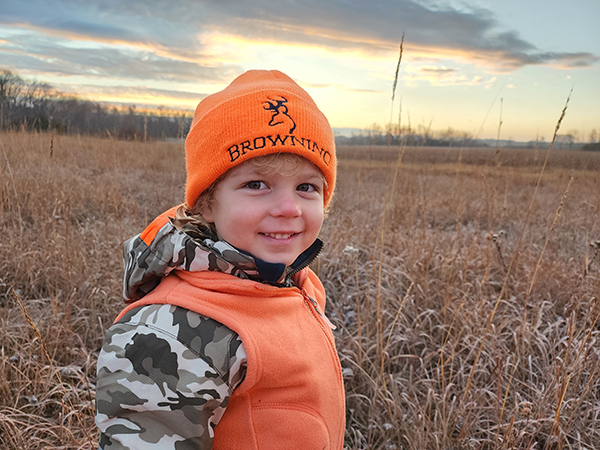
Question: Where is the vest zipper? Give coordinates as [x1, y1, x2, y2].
[301, 289, 336, 331]
[301, 288, 346, 446]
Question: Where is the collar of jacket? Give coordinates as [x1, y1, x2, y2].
[176, 216, 323, 285]
[123, 210, 324, 303]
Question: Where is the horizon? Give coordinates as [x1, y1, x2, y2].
[1, 0, 599, 143]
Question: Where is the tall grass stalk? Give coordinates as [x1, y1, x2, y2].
[460, 90, 573, 411]
[389, 33, 405, 146]
[12, 288, 94, 449]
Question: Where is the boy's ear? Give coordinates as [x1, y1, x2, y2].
[199, 204, 214, 223]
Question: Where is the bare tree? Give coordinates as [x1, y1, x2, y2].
[0, 69, 24, 130]
[0, 68, 192, 139]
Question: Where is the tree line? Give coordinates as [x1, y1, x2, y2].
[0, 69, 192, 140]
[335, 123, 482, 147]
[336, 122, 599, 150]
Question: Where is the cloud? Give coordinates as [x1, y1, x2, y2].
[418, 67, 458, 76]
[67, 84, 208, 101]
[293, 80, 381, 93]
[404, 66, 496, 86]
[0, 0, 597, 84]
[0, 30, 241, 83]
[48, 83, 208, 109]
[189, 0, 598, 70]
[0, 0, 205, 60]
[51, 19, 138, 42]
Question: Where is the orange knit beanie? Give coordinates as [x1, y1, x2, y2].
[185, 70, 336, 207]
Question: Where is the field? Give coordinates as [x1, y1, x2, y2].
[1, 131, 599, 449]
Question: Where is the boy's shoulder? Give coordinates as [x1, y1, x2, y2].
[112, 303, 245, 379]
[97, 303, 247, 449]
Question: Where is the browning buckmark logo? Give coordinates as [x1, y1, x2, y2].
[226, 95, 332, 166]
[263, 96, 296, 134]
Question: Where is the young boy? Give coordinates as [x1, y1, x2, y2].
[95, 70, 346, 449]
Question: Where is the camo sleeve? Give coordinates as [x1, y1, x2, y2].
[96, 304, 247, 450]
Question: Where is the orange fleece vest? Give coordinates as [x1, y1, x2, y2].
[116, 269, 346, 450]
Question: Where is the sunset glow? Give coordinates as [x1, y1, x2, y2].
[1, 0, 598, 142]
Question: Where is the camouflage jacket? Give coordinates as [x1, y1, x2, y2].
[96, 208, 323, 449]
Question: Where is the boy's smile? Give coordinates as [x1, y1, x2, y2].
[201, 157, 325, 266]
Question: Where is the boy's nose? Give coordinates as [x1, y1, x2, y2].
[271, 190, 301, 217]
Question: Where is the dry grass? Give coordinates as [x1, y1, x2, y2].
[1, 130, 599, 449]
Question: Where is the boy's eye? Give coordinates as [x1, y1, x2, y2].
[297, 183, 317, 192]
[245, 180, 266, 190]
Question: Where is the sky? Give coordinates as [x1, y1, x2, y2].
[1, 0, 599, 142]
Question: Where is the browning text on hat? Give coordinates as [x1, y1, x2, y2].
[185, 70, 337, 207]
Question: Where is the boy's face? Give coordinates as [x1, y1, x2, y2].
[201, 157, 325, 266]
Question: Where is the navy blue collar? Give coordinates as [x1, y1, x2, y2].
[237, 238, 323, 285]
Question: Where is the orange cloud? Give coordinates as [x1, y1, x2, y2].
[6, 21, 208, 65]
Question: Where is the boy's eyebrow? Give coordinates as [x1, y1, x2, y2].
[229, 166, 263, 178]
[231, 161, 326, 183]
[304, 173, 325, 183]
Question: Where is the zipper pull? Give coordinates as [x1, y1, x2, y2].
[303, 291, 337, 330]
[321, 312, 337, 330]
